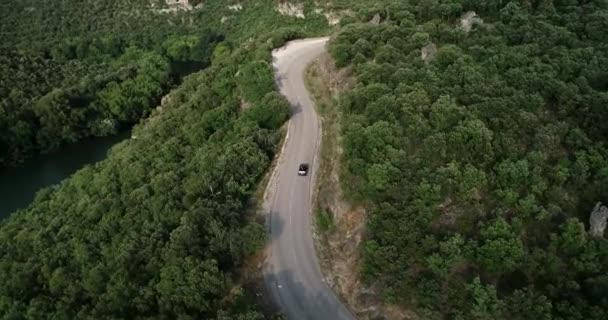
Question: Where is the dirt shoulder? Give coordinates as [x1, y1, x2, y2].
[305, 54, 416, 320]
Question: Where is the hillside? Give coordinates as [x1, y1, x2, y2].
[0, 0, 337, 168]
[329, 0, 608, 318]
[5, 0, 608, 319]
[0, 0, 342, 318]
[0, 43, 281, 318]
[0, 0, 223, 167]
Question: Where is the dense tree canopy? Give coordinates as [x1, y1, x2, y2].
[331, 0, 608, 318]
[0, 0, 337, 168]
[0, 0, 336, 318]
[0, 33, 296, 318]
[0, 0, 225, 167]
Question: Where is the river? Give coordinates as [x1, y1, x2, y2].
[0, 131, 130, 219]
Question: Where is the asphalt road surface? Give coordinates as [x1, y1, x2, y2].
[263, 37, 356, 320]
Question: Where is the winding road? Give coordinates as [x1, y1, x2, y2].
[262, 38, 355, 320]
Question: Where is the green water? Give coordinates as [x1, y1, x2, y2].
[0, 131, 130, 218]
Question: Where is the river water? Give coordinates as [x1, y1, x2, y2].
[0, 131, 130, 219]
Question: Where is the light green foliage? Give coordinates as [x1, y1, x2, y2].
[244, 92, 291, 130]
[331, 0, 608, 318]
[426, 234, 466, 278]
[238, 61, 276, 103]
[316, 209, 336, 233]
[460, 277, 504, 320]
[506, 288, 552, 320]
[477, 218, 524, 273]
[156, 258, 224, 314]
[559, 218, 587, 256]
[163, 35, 217, 63]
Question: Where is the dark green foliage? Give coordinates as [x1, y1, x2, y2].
[0, 37, 288, 317]
[331, 0, 608, 318]
[238, 61, 277, 103]
[163, 33, 220, 63]
[0, 48, 175, 167]
[0, 1, 342, 318]
[244, 92, 291, 130]
[0, 0, 224, 167]
[0, 0, 338, 168]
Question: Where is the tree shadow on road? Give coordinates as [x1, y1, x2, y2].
[264, 269, 352, 319]
[267, 208, 285, 242]
[260, 212, 352, 318]
[275, 72, 286, 89]
[290, 102, 303, 116]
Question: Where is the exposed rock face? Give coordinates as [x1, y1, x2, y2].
[421, 42, 437, 63]
[160, 93, 172, 106]
[276, 2, 305, 19]
[323, 11, 341, 26]
[590, 202, 608, 238]
[228, 4, 242, 11]
[369, 13, 381, 25]
[154, 0, 198, 13]
[460, 11, 483, 32]
[166, 0, 191, 9]
[313, 7, 353, 26]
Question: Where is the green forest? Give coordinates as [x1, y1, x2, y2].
[0, 0, 226, 167]
[0, 48, 281, 318]
[4, 0, 608, 319]
[0, 22, 305, 320]
[330, 0, 608, 319]
[0, 0, 334, 168]
[0, 0, 336, 318]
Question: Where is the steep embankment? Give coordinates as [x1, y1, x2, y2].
[328, 1, 608, 319]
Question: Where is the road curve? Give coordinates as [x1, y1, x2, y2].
[263, 38, 355, 320]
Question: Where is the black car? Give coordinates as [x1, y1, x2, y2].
[298, 163, 309, 176]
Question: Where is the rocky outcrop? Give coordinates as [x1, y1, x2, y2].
[228, 4, 242, 11]
[460, 11, 483, 33]
[369, 13, 381, 25]
[276, 2, 305, 19]
[160, 93, 172, 107]
[313, 7, 353, 26]
[153, 0, 203, 13]
[421, 42, 437, 63]
[590, 202, 608, 238]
